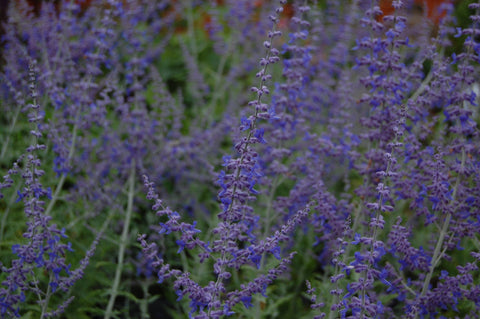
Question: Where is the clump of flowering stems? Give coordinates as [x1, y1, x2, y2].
[0, 0, 480, 318]
[303, 0, 480, 318]
[138, 1, 313, 317]
[0, 60, 98, 318]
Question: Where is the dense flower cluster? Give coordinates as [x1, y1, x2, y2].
[0, 0, 479, 318]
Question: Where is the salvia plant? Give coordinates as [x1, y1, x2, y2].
[0, 0, 479, 318]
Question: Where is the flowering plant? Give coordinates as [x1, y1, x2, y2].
[0, 0, 479, 318]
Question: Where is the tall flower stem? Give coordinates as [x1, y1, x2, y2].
[414, 147, 465, 318]
[0, 182, 21, 241]
[0, 99, 22, 160]
[39, 273, 54, 319]
[328, 202, 362, 319]
[207, 3, 284, 315]
[186, 0, 198, 58]
[44, 121, 78, 217]
[0, 80, 26, 245]
[104, 161, 136, 319]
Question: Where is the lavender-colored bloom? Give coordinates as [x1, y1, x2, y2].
[0, 60, 97, 318]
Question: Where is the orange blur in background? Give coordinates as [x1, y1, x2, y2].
[379, 0, 454, 24]
[5, 0, 455, 36]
